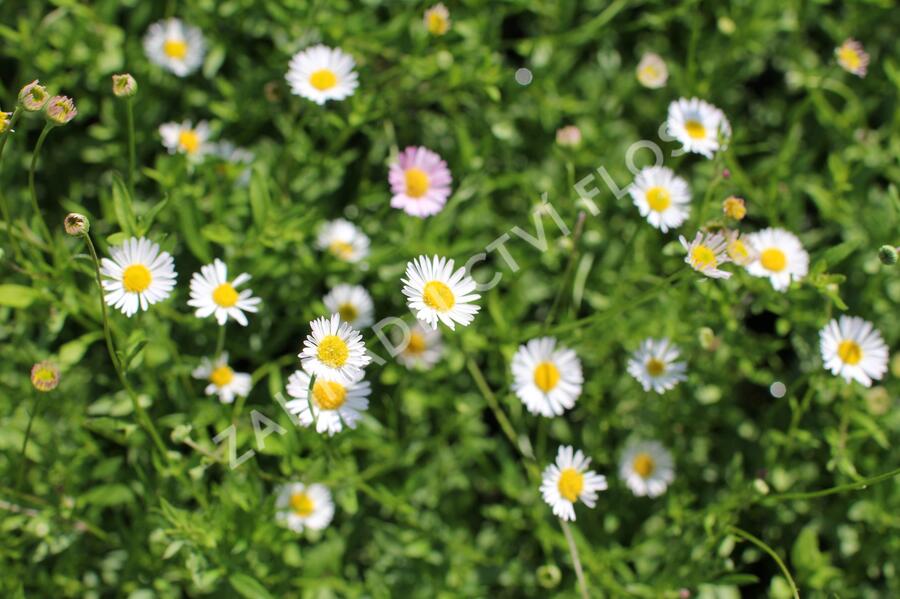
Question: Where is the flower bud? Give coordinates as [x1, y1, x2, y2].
[18, 80, 50, 112]
[112, 73, 138, 98]
[64, 213, 89, 236]
[877, 245, 898, 265]
[555, 125, 582, 147]
[31, 361, 60, 392]
[0, 110, 11, 134]
[722, 196, 746, 220]
[45, 95, 77, 126]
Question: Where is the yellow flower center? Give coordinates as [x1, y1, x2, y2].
[309, 69, 338, 91]
[646, 186, 671, 212]
[728, 240, 750, 263]
[329, 240, 355, 260]
[533, 361, 560, 393]
[684, 119, 707, 140]
[337, 302, 358, 323]
[210, 365, 234, 388]
[212, 283, 239, 308]
[646, 358, 666, 377]
[837, 340, 862, 365]
[290, 492, 315, 517]
[312, 380, 347, 410]
[122, 264, 152, 293]
[178, 130, 201, 154]
[406, 332, 427, 355]
[317, 335, 350, 368]
[690, 245, 718, 270]
[423, 281, 455, 312]
[723, 197, 746, 220]
[760, 248, 787, 272]
[427, 12, 449, 35]
[557, 468, 584, 502]
[163, 39, 188, 59]
[31, 366, 59, 391]
[639, 65, 658, 82]
[839, 46, 861, 70]
[405, 168, 430, 198]
[632, 453, 655, 478]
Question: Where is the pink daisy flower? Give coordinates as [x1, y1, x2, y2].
[389, 146, 452, 218]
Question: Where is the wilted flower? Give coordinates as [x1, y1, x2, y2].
[112, 73, 138, 98]
[18, 80, 49, 112]
[31, 361, 60, 392]
[835, 38, 869, 77]
[555, 125, 582, 147]
[64, 213, 89, 236]
[424, 4, 451, 36]
[45, 95, 77, 126]
[722, 196, 746, 220]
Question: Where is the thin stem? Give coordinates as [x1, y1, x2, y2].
[560, 519, 590, 599]
[17, 393, 43, 489]
[125, 99, 137, 197]
[544, 212, 587, 329]
[466, 357, 533, 464]
[215, 324, 227, 359]
[81, 232, 169, 458]
[28, 123, 54, 243]
[764, 466, 900, 503]
[728, 526, 799, 599]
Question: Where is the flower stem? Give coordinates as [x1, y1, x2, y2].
[17, 392, 43, 489]
[728, 526, 799, 599]
[0, 107, 25, 262]
[28, 123, 54, 244]
[125, 98, 137, 197]
[466, 357, 534, 464]
[215, 324, 227, 359]
[560, 519, 590, 599]
[764, 466, 900, 503]
[544, 212, 587, 329]
[80, 231, 169, 459]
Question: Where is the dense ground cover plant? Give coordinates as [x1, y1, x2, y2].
[1, 1, 898, 597]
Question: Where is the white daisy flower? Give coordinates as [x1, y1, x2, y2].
[286, 45, 358, 105]
[619, 440, 675, 498]
[100, 237, 177, 317]
[726, 231, 756, 266]
[323, 284, 374, 329]
[401, 255, 481, 330]
[396, 322, 444, 370]
[191, 352, 252, 404]
[511, 337, 583, 417]
[285, 370, 371, 435]
[299, 314, 371, 383]
[629, 166, 691, 233]
[666, 97, 731, 159]
[744, 227, 809, 292]
[143, 18, 205, 77]
[316, 219, 370, 263]
[540, 446, 608, 522]
[627, 338, 687, 394]
[275, 482, 334, 533]
[819, 316, 889, 387]
[636, 52, 668, 89]
[679, 231, 732, 279]
[187, 259, 261, 326]
[159, 120, 211, 158]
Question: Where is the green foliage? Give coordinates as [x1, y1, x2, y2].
[1, 1, 899, 598]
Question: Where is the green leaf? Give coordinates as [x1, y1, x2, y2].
[58, 331, 103, 367]
[0, 284, 41, 308]
[77, 483, 135, 507]
[228, 574, 275, 599]
[201, 223, 236, 245]
[111, 174, 137, 235]
[137, 194, 170, 236]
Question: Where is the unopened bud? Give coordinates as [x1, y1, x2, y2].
[698, 327, 720, 351]
[555, 125, 582, 147]
[64, 213, 89, 236]
[877, 245, 898, 265]
[31, 361, 60, 392]
[722, 196, 746, 220]
[45, 95, 77, 126]
[0, 110, 11, 134]
[721, 168, 731, 179]
[19, 80, 50, 112]
[112, 73, 138, 98]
